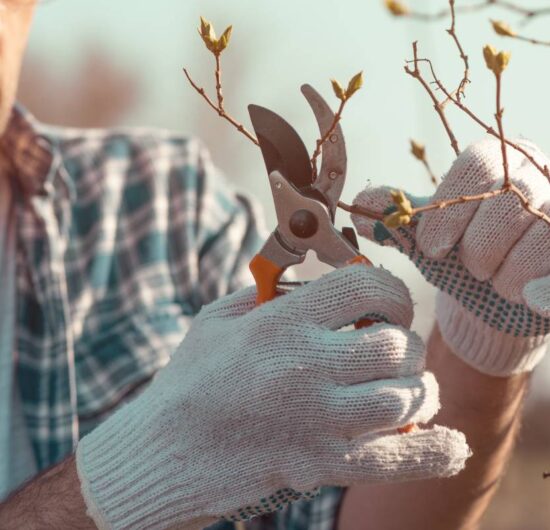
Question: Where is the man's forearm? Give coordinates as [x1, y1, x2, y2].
[339, 323, 529, 530]
[0, 456, 96, 529]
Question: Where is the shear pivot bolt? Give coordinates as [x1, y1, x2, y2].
[329, 171, 338, 180]
[330, 134, 338, 143]
[289, 209, 318, 239]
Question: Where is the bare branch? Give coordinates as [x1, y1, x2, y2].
[410, 185, 550, 224]
[311, 99, 346, 180]
[513, 33, 550, 47]
[183, 18, 259, 146]
[404, 42, 461, 156]
[492, 19, 550, 47]
[348, 2, 550, 228]
[411, 187, 508, 215]
[414, 55, 550, 182]
[311, 73, 364, 180]
[398, 1, 550, 23]
[447, 0, 470, 101]
[495, 71, 511, 187]
[214, 54, 224, 109]
[410, 139, 439, 186]
[422, 158, 439, 187]
[337, 200, 385, 221]
[183, 67, 259, 146]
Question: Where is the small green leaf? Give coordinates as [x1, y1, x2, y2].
[483, 44, 497, 72]
[200, 16, 210, 36]
[217, 25, 233, 53]
[345, 71, 364, 98]
[331, 79, 346, 101]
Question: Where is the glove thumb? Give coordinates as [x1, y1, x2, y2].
[351, 186, 428, 255]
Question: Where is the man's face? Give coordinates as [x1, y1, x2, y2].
[0, 1, 35, 134]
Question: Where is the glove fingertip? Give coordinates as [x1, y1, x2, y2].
[416, 217, 456, 259]
[351, 187, 392, 243]
[428, 425, 472, 478]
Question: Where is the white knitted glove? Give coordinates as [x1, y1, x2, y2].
[76, 266, 469, 530]
[352, 137, 550, 376]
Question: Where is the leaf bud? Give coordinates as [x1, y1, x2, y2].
[345, 71, 364, 99]
[410, 139, 426, 161]
[331, 79, 346, 101]
[483, 44, 497, 72]
[384, 0, 409, 16]
[491, 20, 516, 38]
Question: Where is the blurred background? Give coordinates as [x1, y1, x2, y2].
[19, 0, 550, 527]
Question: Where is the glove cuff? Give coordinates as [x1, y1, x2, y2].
[75, 394, 215, 530]
[436, 292, 550, 376]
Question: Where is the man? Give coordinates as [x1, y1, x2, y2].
[0, 3, 548, 530]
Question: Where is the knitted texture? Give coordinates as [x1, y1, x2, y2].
[76, 266, 469, 530]
[352, 137, 550, 376]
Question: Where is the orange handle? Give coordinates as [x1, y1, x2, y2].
[347, 255, 416, 435]
[249, 254, 285, 305]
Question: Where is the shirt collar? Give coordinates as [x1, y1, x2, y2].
[1, 104, 55, 196]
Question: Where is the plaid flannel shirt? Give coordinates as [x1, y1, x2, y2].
[7, 105, 343, 530]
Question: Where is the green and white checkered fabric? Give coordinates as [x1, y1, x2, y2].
[9, 105, 344, 529]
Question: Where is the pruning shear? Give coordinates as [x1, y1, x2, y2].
[247, 85, 414, 433]
[248, 83, 372, 308]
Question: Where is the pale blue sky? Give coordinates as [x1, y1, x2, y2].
[25, 1, 550, 380]
[27, 0, 550, 201]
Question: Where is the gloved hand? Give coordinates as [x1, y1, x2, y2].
[76, 265, 469, 530]
[352, 137, 550, 377]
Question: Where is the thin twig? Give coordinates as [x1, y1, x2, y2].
[410, 139, 439, 186]
[183, 67, 259, 146]
[496, 1, 550, 22]
[403, 39, 550, 225]
[214, 54, 224, 109]
[403, 1, 550, 23]
[414, 55, 550, 182]
[492, 19, 550, 47]
[412, 187, 508, 215]
[422, 158, 439, 186]
[514, 34, 550, 47]
[447, 0, 470, 102]
[311, 99, 346, 180]
[337, 200, 385, 221]
[347, 1, 550, 227]
[340, 182, 550, 225]
[411, 182, 550, 222]
[404, 42, 461, 156]
[495, 72, 511, 187]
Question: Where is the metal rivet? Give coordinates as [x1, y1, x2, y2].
[329, 171, 338, 180]
[289, 209, 319, 239]
[275, 182, 282, 189]
[330, 134, 338, 143]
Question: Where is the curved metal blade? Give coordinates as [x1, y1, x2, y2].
[248, 104, 313, 191]
[301, 84, 347, 216]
